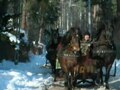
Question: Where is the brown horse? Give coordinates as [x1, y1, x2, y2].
[91, 23, 116, 89]
[57, 27, 81, 90]
[73, 41, 97, 85]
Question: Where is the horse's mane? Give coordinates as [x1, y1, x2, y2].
[61, 27, 82, 47]
[94, 23, 106, 41]
[92, 22, 116, 51]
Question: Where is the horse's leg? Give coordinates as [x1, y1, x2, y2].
[100, 67, 103, 85]
[52, 58, 58, 81]
[53, 64, 57, 81]
[64, 73, 68, 86]
[104, 65, 112, 89]
[72, 74, 77, 90]
[67, 72, 72, 90]
[72, 74, 77, 87]
[64, 71, 73, 90]
[51, 59, 56, 74]
[95, 67, 103, 86]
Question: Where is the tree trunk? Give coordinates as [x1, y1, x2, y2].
[21, 0, 27, 30]
[117, 0, 120, 17]
[113, 0, 120, 59]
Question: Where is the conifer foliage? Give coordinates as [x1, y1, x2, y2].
[0, 0, 29, 64]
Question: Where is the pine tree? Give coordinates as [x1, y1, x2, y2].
[0, 0, 29, 64]
[26, 0, 60, 44]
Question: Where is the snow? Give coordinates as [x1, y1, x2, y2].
[2, 32, 20, 44]
[0, 50, 54, 90]
[1, 28, 28, 44]
[0, 47, 120, 90]
[19, 29, 28, 44]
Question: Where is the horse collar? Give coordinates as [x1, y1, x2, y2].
[63, 52, 79, 57]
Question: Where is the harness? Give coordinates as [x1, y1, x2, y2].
[63, 52, 80, 57]
[80, 39, 115, 57]
[57, 49, 80, 58]
[56, 44, 80, 69]
[92, 40, 115, 55]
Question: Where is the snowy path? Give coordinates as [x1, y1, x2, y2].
[0, 51, 120, 90]
[0, 52, 54, 90]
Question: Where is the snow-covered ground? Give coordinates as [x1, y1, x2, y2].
[0, 49, 120, 90]
[0, 51, 54, 90]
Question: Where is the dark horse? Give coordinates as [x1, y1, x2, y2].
[45, 28, 61, 74]
[91, 23, 116, 89]
[57, 27, 82, 90]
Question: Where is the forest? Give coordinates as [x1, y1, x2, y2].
[0, 0, 120, 63]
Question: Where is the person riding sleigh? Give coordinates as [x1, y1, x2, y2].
[81, 32, 92, 56]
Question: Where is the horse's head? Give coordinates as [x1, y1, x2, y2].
[45, 28, 61, 51]
[51, 29, 60, 44]
[95, 22, 114, 45]
[69, 28, 81, 52]
[61, 27, 82, 47]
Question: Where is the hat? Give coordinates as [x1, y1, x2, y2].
[84, 32, 90, 36]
